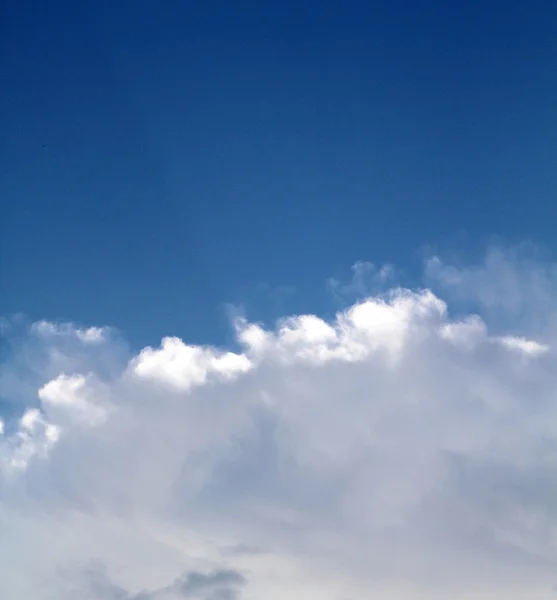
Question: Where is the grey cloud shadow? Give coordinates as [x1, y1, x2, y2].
[61, 562, 247, 600]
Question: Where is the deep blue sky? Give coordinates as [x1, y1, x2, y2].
[2, 0, 556, 348]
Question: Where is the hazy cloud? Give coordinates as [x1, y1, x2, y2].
[62, 565, 246, 600]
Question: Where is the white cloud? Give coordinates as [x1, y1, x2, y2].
[327, 260, 395, 302]
[32, 321, 108, 344]
[497, 336, 550, 356]
[1, 407, 60, 471]
[38, 374, 109, 426]
[2, 250, 557, 599]
[130, 337, 253, 391]
[425, 246, 557, 339]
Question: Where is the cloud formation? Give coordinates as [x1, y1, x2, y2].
[59, 564, 246, 600]
[2, 249, 557, 599]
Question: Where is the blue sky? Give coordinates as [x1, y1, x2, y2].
[2, 0, 556, 348]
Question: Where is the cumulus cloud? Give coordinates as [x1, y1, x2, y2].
[2, 249, 557, 599]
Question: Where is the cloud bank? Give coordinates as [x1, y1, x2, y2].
[2, 249, 557, 599]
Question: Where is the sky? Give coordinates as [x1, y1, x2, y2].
[2, 1, 557, 598]
[2, 0, 557, 347]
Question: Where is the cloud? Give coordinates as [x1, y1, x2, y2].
[31, 321, 108, 344]
[327, 260, 395, 303]
[59, 564, 246, 600]
[2, 248, 557, 599]
[425, 245, 557, 338]
[176, 569, 246, 600]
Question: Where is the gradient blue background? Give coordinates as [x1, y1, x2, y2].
[2, 0, 556, 348]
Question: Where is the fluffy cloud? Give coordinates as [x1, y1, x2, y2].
[2, 250, 557, 599]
